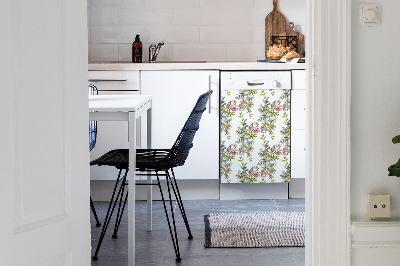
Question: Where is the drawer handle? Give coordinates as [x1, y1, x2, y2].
[88, 79, 127, 82]
[247, 81, 264, 86]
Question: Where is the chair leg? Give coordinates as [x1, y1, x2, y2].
[92, 169, 128, 261]
[169, 169, 193, 239]
[112, 178, 128, 239]
[90, 196, 101, 227]
[156, 171, 182, 262]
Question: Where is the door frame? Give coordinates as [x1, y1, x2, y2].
[306, 0, 351, 265]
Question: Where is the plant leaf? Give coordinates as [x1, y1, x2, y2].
[392, 135, 400, 144]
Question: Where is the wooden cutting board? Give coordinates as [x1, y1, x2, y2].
[280, 22, 304, 52]
[265, 0, 286, 59]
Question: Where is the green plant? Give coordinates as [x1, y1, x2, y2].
[388, 135, 400, 176]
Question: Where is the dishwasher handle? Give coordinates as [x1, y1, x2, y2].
[247, 81, 265, 86]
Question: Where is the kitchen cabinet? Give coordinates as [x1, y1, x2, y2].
[88, 70, 141, 180]
[291, 70, 306, 179]
[141, 70, 220, 180]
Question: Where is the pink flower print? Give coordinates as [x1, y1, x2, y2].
[276, 144, 281, 147]
[233, 100, 237, 103]
[232, 143, 237, 147]
[231, 150, 236, 155]
[275, 151, 281, 155]
[253, 128, 259, 133]
[253, 173, 259, 177]
[276, 100, 281, 103]
[275, 107, 281, 111]
[254, 122, 259, 125]
[254, 166, 259, 169]
[271, 104, 276, 108]
[231, 106, 237, 111]
[227, 103, 231, 108]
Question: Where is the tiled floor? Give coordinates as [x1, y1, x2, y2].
[91, 199, 305, 266]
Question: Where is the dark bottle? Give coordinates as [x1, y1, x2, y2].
[132, 35, 142, 63]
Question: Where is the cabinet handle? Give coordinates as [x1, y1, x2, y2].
[247, 81, 264, 86]
[208, 75, 212, 114]
[88, 79, 127, 82]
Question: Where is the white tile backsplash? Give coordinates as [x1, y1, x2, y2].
[147, 26, 199, 44]
[173, 8, 226, 26]
[91, 0, 146, 8]
[200, 26, 252, 44]
[173, 44, 226, 61]
[199, 0, 228, 9]
[91, 7, 118, 26]
[119, 8, 173, 26]
[88, 0, 305, 62]
[227, 43, 264, 61]
[91, 26, 146, 43]
[145, 0, 199, 9]
[227, 8, 267, 26]
[91, 43, 119, 61]
[118, 43, 132, 61]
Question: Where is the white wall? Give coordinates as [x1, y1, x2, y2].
[351, 0, 400, 220]
[351, 1, 400, 264]
[87, 0, 305, 62]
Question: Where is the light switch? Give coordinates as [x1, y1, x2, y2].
[359, 3, 381, 26]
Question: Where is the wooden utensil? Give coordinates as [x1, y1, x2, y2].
[279, 22, 304, 52]
[265, 0, 287, 59]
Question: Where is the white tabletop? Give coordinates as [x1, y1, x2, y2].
[89, 95, 152, 112]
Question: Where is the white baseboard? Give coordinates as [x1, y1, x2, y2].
[90, 179, 220, 201]
[91, 179, 305, 201]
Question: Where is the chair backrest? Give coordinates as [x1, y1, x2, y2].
[89, 84, 98, 151]
[163, 90, 213, 169]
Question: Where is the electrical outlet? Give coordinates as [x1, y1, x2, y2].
[368, 194, 391, 219]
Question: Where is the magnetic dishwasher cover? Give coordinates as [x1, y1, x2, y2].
[220, 71, 291, 184]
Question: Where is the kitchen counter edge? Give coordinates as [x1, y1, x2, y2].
[89, 62, 306, 71]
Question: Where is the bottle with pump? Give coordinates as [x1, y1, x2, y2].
[132, 35, 142, 63]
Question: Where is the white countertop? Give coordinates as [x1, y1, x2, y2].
[89, 62, 306, 71]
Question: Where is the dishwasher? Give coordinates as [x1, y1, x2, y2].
[220, 71, 291, 184]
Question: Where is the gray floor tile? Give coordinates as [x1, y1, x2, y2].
[91, 199, 305, 266]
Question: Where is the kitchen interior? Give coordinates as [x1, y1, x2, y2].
[88, 0, 306, 265]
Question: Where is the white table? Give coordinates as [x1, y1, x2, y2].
[89, 95, 152, 266]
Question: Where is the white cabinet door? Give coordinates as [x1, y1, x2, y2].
[291, 70, 306, 180]
[291, 129, 306, 179]
[88, 71, 141, 180]
[1, 0, 89, 264]
[141, 70, 219, 180]
[291, 90, 306, 130]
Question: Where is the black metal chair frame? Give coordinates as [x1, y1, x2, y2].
[90, 90, 213, 262]
[89, 84, 101, 227]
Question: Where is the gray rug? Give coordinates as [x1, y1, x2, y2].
[204, 212, 305, 248]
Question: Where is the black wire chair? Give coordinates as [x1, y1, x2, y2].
[89, 84, 101, 227]
[90, 90, 213, 262]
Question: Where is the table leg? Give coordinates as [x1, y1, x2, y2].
[147, 105, 152, 232]
[128, 112, 136, 266]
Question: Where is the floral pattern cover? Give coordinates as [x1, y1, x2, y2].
[220, 89, 291, 183]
